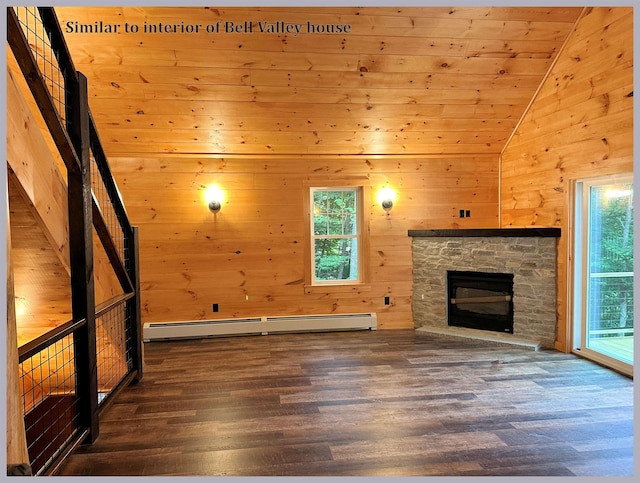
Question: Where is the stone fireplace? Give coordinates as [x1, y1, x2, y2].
[409, 228, 560, 349]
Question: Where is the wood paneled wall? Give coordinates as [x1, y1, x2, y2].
[110, 154, 499, 329]
[500, 7, 633, 352]
[6, 63, 124, 346]
[7, 176, 72, 345]
[5, 177, 30, 469]
[6, 67, 70, 275]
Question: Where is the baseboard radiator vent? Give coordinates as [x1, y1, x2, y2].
[143, 313, 377, 342]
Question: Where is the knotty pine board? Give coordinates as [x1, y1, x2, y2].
[500, 7, 633, 352]
[110, 153, 499, 328]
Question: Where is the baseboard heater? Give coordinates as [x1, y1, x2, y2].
[143, 313, 377, 342]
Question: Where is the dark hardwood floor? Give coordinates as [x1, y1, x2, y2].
[56, 329, 634, 477]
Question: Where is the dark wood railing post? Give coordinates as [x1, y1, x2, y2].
[66, 71, 99, 443]
[126, 226, 144, 382]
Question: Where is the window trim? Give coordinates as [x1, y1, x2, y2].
[303, 179, 370, 291]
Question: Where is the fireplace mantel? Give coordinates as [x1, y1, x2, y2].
[408, 228, 561, 238]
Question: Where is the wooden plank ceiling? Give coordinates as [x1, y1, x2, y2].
[56, 6, 583, 157]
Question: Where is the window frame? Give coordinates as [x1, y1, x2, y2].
[303, 179, 370, 292]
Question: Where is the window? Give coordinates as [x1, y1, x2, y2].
[307, 185, 367, 286]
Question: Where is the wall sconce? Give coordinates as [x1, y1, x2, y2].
[204, 184, 224, 213]
[377, 186, 396, 212]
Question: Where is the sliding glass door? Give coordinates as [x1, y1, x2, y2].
[573, 175, 633, 375]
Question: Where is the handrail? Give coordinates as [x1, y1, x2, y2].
[95, 292, 135, 319]
[89, 115, 133, 235]
[18, 319, 86, 363]
[92, 196, 135, 294]
[589, 272, 634, 278]
[589, 327, 634, 334]
[18, 292, 136, 364]
[35, 7, 79, 85]
[6, 7, 81, 175]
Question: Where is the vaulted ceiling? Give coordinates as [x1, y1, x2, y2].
[56, 6, 583, 158]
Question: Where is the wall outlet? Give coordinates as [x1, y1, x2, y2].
[212, 303, 219, 312]
[465, 209, 471, 217]
[384, 296, 390, 305]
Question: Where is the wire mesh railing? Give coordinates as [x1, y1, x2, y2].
[18, 322, 85, 475]
[89, 117, 134, 268]
[8, 5, 143, 476]
[12, 6, 66, 125]
[91, 150, 127, 263]
[96, 298, 135, 404]
[13, 5, 133, 267]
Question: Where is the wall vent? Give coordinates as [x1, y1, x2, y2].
[143, 313, 377, 342]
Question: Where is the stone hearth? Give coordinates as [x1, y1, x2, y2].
[409, 229, 560, 349]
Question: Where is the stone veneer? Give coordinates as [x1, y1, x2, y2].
[410, 229, 559, 348]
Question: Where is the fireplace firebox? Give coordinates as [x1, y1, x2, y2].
[447, 271, 514, 333]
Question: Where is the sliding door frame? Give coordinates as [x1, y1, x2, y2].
[570, 173, 633, 377]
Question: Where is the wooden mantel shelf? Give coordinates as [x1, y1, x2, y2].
[408, 228, 561, 238]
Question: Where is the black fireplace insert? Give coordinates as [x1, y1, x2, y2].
[447, 270, 514, 333]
